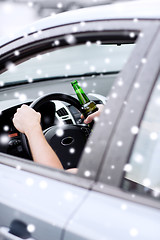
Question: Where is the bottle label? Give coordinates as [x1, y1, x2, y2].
[81, 101, 98, 118]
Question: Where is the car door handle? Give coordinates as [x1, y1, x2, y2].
[0, 227, 35, 240]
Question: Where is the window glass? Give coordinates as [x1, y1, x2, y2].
[0, 34, 137, 174]
[123, 74, 160, 199]
[0, 43, 134, 86]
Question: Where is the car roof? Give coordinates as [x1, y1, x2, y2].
[0, 0, 160, 47]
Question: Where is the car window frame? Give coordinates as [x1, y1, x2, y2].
[0, 19, 159, 189]
[78, 20, 160, 180]
[94, 23, 160, 205]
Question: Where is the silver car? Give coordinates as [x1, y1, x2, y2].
[0, 0, 160, 239]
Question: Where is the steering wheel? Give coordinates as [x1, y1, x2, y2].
[21, 93, 91, 169]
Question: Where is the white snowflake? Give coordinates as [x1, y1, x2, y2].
[86, 41, 91, 47]
[84, 170, 91, 177]
[129, 32, 136, 38]
[0, 81, 4, 86]
[37, 69, 42, 75]
[27, 77, 33, 83]
[117, 141, 123, 147]
[65, 64, 71, 70]
[121, 203, 127, 210]
[36, 55, 42, 61]
[135, 65, 139, 69]
[72, 26, 78, 32]
[56, 128, 64, 137]
[134, 82, 140, 88]
[124, 164, 132, 172]
[134, 153, 144, 164]
[6, 62, 16, 72]
[111, 165, 115, 169]
[19, 93, 27, 101]
[143, 178, 151, 187]
[27, 224, 35, 233]
[28, 2, 33, 7]
[105, 58, 110, 64]
[94, 116, 99, 122]
[64, 191, 74, 201]
[130, 228, 138, 237]
[82, 82, 87, 88]
[57, 2, 63, 8]
[117, 79, 124, 86]
[85, 147, 92, 154]
[99, 184, 104, 189]
[26, 178, 34, 186]
[157, 84, 160, 90]
[0, 134, 9, 144]
[150, 132, 158, 140]
[69, 148, 75, 154]
[96, 40, 101, 45]
[38, 91, 44, 96]
[105, 108, 110, 114]
[139, 32, 144, 38]
[111, 92, 117, 98]
[3, 125, 9, 131]
[141, 58, 147, 64]
[133, 18, 139, 23]
[65, 34, 76, 45]
[131, 126, 139, 135]
[155, 97, 160, 106]
[152, 188, 160, 198]
[89, 65, 96, 71]
[80, 21, 86, 27]
[14, 50, 20, 56]
[39, 180, 48, 189]
[54, 40, 60, 46]
[100, 122, 104, 127]
[16, 165, 22, 170]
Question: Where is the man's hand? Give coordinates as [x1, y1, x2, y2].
[13, 104, 41, 136]
[81, 104, 104, 124]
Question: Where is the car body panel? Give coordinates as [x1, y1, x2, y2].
[0, 162, 90, 240]
[63, 190, 160, 240]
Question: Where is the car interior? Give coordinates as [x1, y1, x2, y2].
[0, 33, 136, 171]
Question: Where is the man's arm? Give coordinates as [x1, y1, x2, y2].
[13, 104, 104, 171]
[13, 105, 63, 169]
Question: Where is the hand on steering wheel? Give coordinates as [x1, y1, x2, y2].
[19, 93, 91, 169]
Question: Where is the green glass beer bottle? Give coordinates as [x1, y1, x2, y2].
[71, 80, 98, 119]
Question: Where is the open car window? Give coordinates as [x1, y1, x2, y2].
[0, 43, 135, 86]
[122, 73, 160, 199]
[0, 31, 137, 175]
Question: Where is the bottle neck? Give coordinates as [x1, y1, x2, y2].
[72, 83, 90, 105]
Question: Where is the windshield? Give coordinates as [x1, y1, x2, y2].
[0, 43, 134, 87]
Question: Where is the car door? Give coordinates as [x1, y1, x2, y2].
[62, 21, 160, 240]
[70, 21, 160, 240]
[0, 19, 159, 240]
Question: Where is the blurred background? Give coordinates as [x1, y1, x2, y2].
[0, 0, 132, 38]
